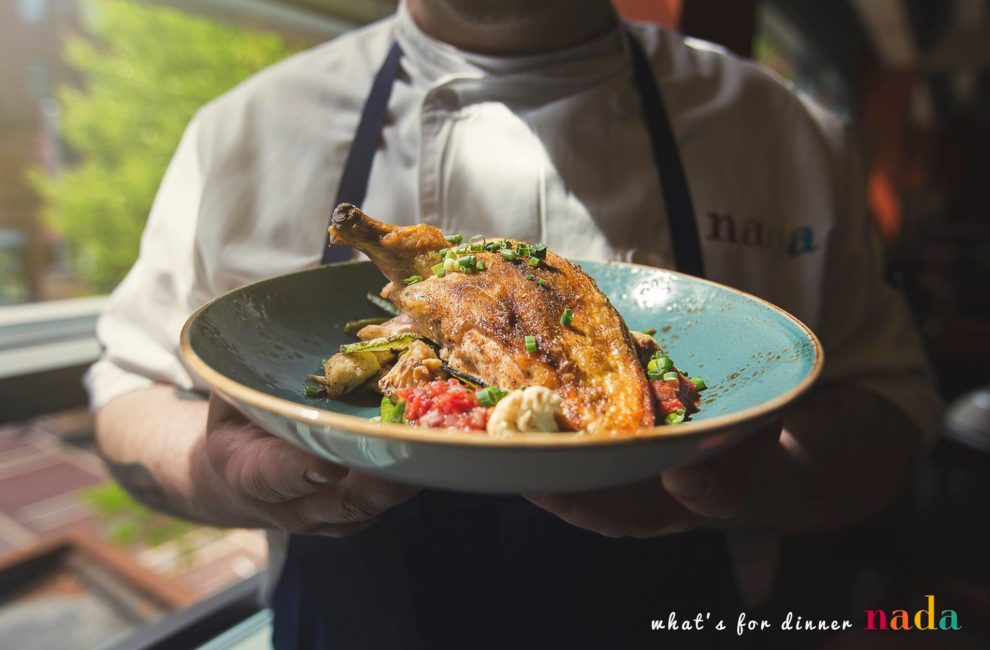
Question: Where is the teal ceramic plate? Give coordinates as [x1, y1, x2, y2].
[181, 261, 822, 493]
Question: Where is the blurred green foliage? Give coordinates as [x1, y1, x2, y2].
[30, 0, 293, 292]
[83, 481, 207, 550]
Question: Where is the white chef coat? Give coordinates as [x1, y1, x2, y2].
[85, 2, 941, 603]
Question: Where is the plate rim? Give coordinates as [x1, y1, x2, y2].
[179, 259, 823, 449]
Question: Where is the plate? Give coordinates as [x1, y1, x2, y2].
[180, 260, 822, 493]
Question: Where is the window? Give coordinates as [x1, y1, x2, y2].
[0, 1, 389, 647]
[754, 2, 853, 119]
[17, 0, 49, 24]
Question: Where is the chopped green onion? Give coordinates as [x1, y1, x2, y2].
[528, 256, 540, 268]
[438, 248, 448, 257]
[340, 333, 423, 354]
[458, 255, 477, 268]
[304, 384, 327, 397]
[691, 376, 707, 391]
[470, 244, 483, 251]
[646, 356, 663, 380]
[380, 396, 406, 423]
[525, 335, 537, 353]
[403, 275, 424, 284]
[445, 234, 462, 245]
[501, 250, 517, 261]
[538, 278, 547, 287]
[431, 262, 444, 275]
[516, 243, 531, 258]
[457, 244, 469, 254]
[366, 292, 401, 316]
[664, 409, 686, 425]
[500, 239, 511, 249]
[531, 243, 548, 259]
[662, 371, 680, 382]
[475, 260, 486, 270]
[560, 308, 573, 327]
[343, 316, 390, 333]
[654, 354, 674, 373]
[484, 242, 501, 252]
[476, 386, 509, 407]
[526, 274, 535, 281]
[469, 235, 485, 243]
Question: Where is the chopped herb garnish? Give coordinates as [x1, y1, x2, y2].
[304, 384, 327, 397]
[469, 235, 485, 243]
[691, 376, 707, 391]
[525, 335, 537, 353]
[438, 248, 448, 257]
[538, 278, 547, 286]
[458, 255, 477, 268]
[531, 243, 548, 259]
[647, 353, 675, 380]
[431, 262, 444, 275]
[501, 250, 517, 261]
[445, 234, 462, 245]
[664, 409, 686, 425]
[484, 241, 501, 252]
[475, 260, 486, 270]
[380, 396, 406, 423]
[560, 308, 574, 327]
[528, 256, 540, 268]
[476, 386, 509, 407]
[662, 371, 680, 382]
[516, 243, 531, 258]
[403, 275, 424, 284]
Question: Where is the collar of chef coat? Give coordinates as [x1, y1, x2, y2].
[393, 0, 627, 86]
[367, 2, 674, 266]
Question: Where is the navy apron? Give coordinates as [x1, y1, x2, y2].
[274, 31, 737, 649]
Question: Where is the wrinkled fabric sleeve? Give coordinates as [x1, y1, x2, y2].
[85, 114, 211, 409]
[813, 114, 942, 446]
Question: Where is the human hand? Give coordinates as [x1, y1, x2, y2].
[200, 392, 420, 537]
[525, 418, 788, 538]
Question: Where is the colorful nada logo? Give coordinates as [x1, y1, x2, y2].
[865, 595, 961, 631]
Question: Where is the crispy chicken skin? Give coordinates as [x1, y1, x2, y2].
[329, 203, 655, 434]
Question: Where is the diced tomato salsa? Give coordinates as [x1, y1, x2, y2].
[397, 378, 490, 431]
[651, 372, 701, 422]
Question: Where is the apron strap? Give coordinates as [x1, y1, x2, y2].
[625, 29, 706, 278]
[322, 33, 705, 277]
[321, 41, 404, 264]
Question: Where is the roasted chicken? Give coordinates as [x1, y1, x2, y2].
[329, 203, 654, 434]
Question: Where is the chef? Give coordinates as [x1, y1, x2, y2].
[89, 0, 940, 647]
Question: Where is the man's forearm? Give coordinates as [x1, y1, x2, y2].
[771, 383, 922, 532]
[95, 384, 253, 527]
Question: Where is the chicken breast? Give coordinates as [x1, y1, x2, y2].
[329, 203, 655, 434]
